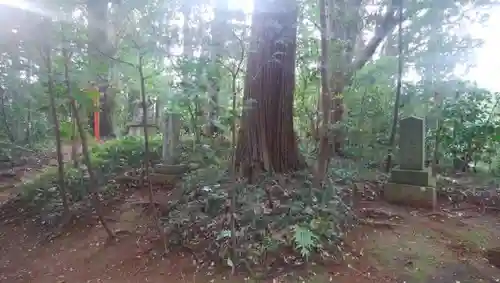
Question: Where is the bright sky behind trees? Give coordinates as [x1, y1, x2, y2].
[1, 0, 499, 92]
[228, 0, 500, 92]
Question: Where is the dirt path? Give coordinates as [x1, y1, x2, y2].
[1, 191, 500, 283]
[0, 187, 221, 283]
[339, 202, 500, 283]
[0, 144, 79, 204]
[1, 152, 500, 283]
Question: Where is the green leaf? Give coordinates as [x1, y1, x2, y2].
[73, 89, 98, 113]
[59, 121, 73, 140]
[85, 89, 100, 102]
[217, 229, 232, 240]
[292, 225, 318, 260]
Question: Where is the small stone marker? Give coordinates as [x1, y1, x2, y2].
[162, 113, 181, 164]
[126, 100, 158, 137]
[384, 116, 436, 209]
[399, 116, 425, 171]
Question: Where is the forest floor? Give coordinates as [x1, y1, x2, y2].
[1, 152, 500, 282]
[0, 144, 78, 204]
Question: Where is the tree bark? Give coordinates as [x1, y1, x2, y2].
[234, 0, 303, 180]
[315, 0, 333, 181]
[0, 89, 15, 143]
[319, 0, 401, 155]
[205, 0, 227, 136]
[62, 49, 79, 168]
[385, 0, 404, 172]
[87, 0, 114, 138]
[44, 35, 70, 218]
[70, 98, 114, 239]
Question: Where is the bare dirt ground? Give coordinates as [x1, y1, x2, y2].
[1, 155, 500, 282]
[0, 144, 81, 203]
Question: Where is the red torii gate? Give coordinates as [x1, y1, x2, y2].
[84, 82, 103, 142]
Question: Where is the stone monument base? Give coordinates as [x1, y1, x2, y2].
[127, 123, 158, 137]
[383, 183, 437, 209]
[390, 167, 436, 187]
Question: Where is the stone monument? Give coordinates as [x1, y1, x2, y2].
[384, 116, 437, 209]
[127, 100, 158, 137]
[162, 113, 181, 164]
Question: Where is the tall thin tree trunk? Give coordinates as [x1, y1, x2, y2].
[70, 113, 79, 168]
[432, 112, 442, 175]
[205, 0, 227, 136]
[25, 59, 33, 145]
[138, 57, 167, 253]
[62, 24, 113, 237]
[318, 0, 399, 157]
[70, 98, 114, 239]
[315, 0, 332, 182]
[181, 4, 199, 141]
[0, 90, 14, 143]
[62, 48, 79, 168]
[385, 0, 404, 172]
[43, 27, 70, 219]
[327, 0, 361, 157]
[25, 100, 31, 145]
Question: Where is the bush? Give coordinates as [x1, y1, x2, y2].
[18, 135, 163, 211]
[161, 166, 355, 271]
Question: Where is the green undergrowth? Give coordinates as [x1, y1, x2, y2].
[157, 140, 359, 273]
[11, 134, 358, 273]
[162, 162, 356, 275]
[13, 135, 234, 224]
[17, 136, 163, 214]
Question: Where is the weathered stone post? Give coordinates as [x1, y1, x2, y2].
[383, 116, 437, 209]
[126, 100, 158, 137]
[162, 113, 181, 164]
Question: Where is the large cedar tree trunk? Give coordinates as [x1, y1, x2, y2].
[234, 0, 303, 179]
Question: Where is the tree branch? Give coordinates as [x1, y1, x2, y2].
[348, 0, 403, 76]
[93, 45, 136, 68]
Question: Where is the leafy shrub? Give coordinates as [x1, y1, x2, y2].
[18, 135, 163, 211]
[161, 167, 354, 271]
[90, 136, 162, 183]
[178, 136, 233, 167]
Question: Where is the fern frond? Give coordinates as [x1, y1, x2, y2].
[292, 225, 318, 260]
